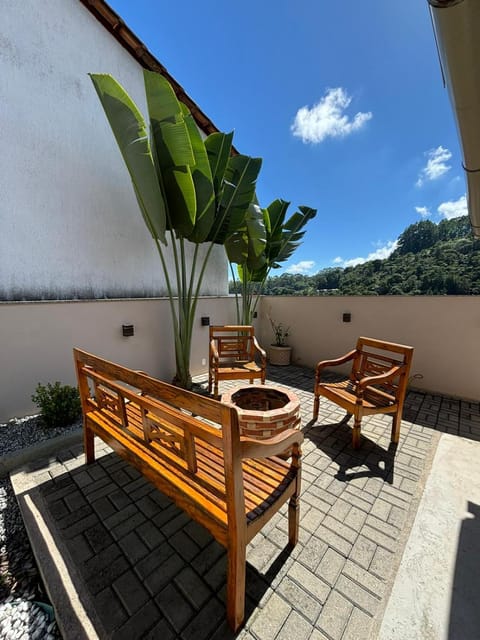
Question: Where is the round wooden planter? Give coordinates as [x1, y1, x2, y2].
[268, 345, 292, 366]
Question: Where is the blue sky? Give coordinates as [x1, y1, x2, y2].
[106, 0, 466, 275]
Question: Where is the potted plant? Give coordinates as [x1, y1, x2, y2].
[269, 319, 292, 365]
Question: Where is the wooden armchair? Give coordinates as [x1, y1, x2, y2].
[313, 337, 414, 449]
[209, 325, 267, 398]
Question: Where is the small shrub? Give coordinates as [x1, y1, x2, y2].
[269, 318, 290, 346]
[31, 382, 81, 429]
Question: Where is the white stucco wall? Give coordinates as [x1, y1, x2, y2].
[0, 297, 238, 422]
[259, 295, 480, 402]
[0, 0, 228, 300]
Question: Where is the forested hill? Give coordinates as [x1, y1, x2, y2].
[258, 216, 480, 295]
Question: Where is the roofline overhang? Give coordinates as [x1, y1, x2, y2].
[79, 0, 238, 150]
[428, 0, 480, 237]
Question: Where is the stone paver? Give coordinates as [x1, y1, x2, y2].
[10, 364, 480, 639]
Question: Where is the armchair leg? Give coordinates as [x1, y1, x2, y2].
[313, 395, 319, 420]
[352, 417, 361, 449]
[288, 445, 301, 545]
[391, 411, 402, 443]
[288, 493, 300, 546]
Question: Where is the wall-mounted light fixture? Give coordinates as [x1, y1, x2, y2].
[342, 313, 351, 323]
[122, 324, 134, 337]
[201, 316, 210, 326]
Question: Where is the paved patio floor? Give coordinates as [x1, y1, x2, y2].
[10, 365, 480, 639]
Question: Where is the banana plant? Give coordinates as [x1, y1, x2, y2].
[225, 202, 267, 324]
[227, 199, 317, 324]
[90, 70, 261, 388]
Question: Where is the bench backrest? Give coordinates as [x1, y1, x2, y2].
[210, 325, 256, 362]
[74, 348, 246, 524]
[350, 337, 414, 402]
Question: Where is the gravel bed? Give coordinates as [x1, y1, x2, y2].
[0, 415, 81, 457]
[0, 415, 81, 640]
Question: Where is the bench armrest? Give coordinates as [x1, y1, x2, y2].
[240, 428, 304, 459]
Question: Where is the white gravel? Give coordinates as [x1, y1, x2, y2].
[0, 415, 81, 639]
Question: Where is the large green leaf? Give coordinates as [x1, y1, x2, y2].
[143, 70, 196, 236]
[225, 203, 266, 269]
[210, 155, 262, 244]
[246, 201, 317, 281]
[273, 205, 317, 266]
[89, 73, 167, 243]
[205, 132, 234, 197]
[182, 105, 215, 242]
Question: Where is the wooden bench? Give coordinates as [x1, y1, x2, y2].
[74, 348, 303, 631]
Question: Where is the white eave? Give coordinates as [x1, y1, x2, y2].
[429, 0, 480, 237]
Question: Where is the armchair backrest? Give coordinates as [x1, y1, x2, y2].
[210, 325, 256, 362]
[350, 337, 414, 402]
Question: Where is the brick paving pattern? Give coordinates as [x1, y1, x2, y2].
[18, 365, 480, 639]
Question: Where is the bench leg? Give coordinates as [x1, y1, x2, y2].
[226, 543, 246, 632]
[84, 422, 95, 464]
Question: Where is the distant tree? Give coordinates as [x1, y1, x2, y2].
[438, 216, 472, 241]
[395, 220, 438, 255]
[234, 215, 478, 297]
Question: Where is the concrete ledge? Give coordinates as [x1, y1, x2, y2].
[11, 462, 104, 640]
[0, 431, 82, 477]
[379, 433, 480, 639]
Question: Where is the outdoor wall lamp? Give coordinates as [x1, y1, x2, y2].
[201, 316, 210, 326]
[122, 324, 134, 337]
[342, 313, 351, 323]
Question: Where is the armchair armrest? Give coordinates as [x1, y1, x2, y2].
[240, 428, 304, 459]
[252, 336, 267, 361]
[357, 365, 403, 402]
[316, 349, 357, 377]
[358, 365, 402, 389]
[210, 339, 219, 362]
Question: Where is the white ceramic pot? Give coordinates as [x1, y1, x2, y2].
[268, 345, 292, 366]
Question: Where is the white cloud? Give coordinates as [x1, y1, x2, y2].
[416, 146, 452, 187]
[333, 256, 344, 264]
[291, 87, 372, 144]
[334, 240, 398, 268]
[286, 260, 316, 275]
[415, 206, 431, 218]
[437, 194, 467, 219]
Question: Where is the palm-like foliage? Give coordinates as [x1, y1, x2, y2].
[225, 202, 267, 323]
[227, 199, 317, 323]
[91, 71, 261, 388]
